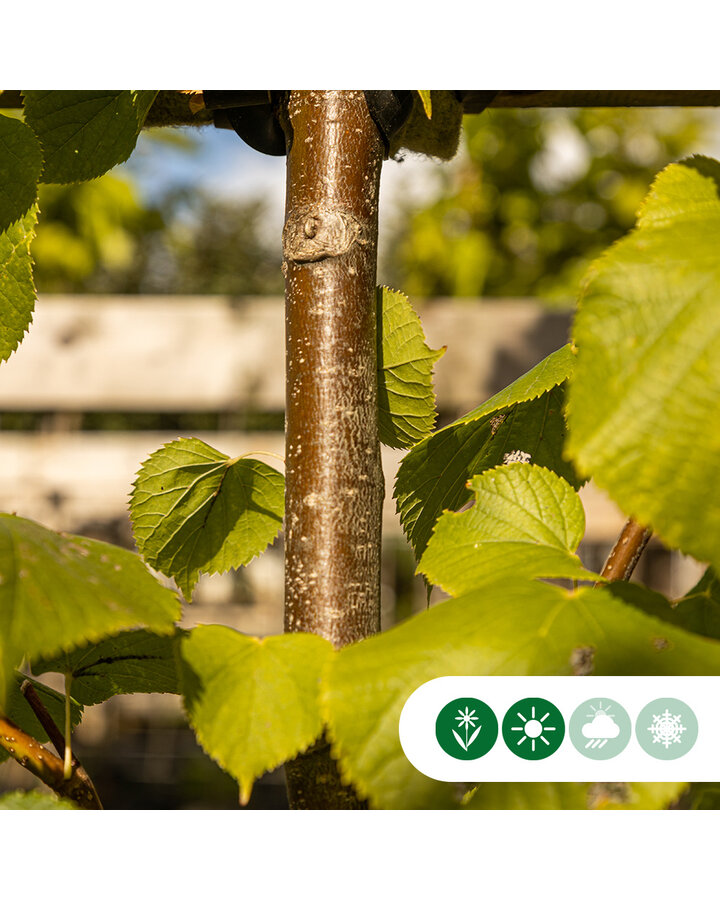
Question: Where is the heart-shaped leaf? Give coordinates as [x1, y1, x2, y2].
[419, 463, 598, 594]
[130, 438, 284, 600]
[179, 625, 332, 804]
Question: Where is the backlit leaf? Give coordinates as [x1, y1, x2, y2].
[324, 579, 720, 808]
[464, 781, 686, 809]
[395, 344, 578, 560]
[179, 625, 332, 804]
[0, 790, 78, 809]
[377, 286, 445, 448]
[567, 157, 720, 571]
[130, 438, 284, 600]
[0, 205, 37, 363]
[0, 513, 180, 705]
[418, 464, 598, 594]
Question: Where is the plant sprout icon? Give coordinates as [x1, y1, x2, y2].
[453, 706, 482, 752]
[510, 704, 557, 752]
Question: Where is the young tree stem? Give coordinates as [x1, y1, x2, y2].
[281, 90, 385, 808]
[282, 90, 384, 647]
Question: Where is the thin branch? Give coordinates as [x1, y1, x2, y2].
[600, 518, 652, 583]
[63, 673, 73, 780]
[16, 684, 103, 809]
[20, 680, 66, 757]
[0, 714, 102, 809]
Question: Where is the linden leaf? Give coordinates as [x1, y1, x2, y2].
[0, 513, 180, 705]
[324, 579, 720, 808]
[33, 629, 180, 706]
[395, 344, 578, 560]
[24, 90, 158, 184]
[130, 438, 284, 600]
[0, 205, 37, 363]
[0, 114, 42, 231]
[179, 625, 332, 804]
[567, 156, 720, 571]
[377, 286, 445, 448]
[418, 464, 598, 594]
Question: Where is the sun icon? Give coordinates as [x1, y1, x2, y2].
[510, 705, 557, 751]
[503, 698, 565, 759]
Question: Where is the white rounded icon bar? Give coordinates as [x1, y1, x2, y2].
[399, 676, 715, 781]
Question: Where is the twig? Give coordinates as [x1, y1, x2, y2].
[63, 673, 73, 780]
[20, 680, 67, 757]
[16, 684, 103, 809]
[599, 518, 652, 583]
[0, 714, 102, 809]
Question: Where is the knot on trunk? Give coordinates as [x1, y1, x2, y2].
[283, 207, 364, 263]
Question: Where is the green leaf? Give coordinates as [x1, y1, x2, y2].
[0, 513, 180, 705]
[0, 673, 83, 760]
[417, 91, 432, 118]
[418, 464, 598, 594]
[455, 342, 576, 427]
[0, 205, 37, 363]
[179, 625, 332, 804]
[24, 90, 158, 184]
[0, 790, 78, 809]
[0, 114, 43, 232]
[687, 783, 720, 809]
[464, 781, 686, 809]
[609, 782, 688, 810]
[395, 344, 578, 559]
[324, 579, 720, 809]
[377, 286, 445, 448]
[130, 438, 284, 601]
[567, 157, 720, 572]
[607, 568, 720, 641]
[33, 629, 180, 706]
[464, 783, 591, 809]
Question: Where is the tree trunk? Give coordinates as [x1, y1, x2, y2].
[281, 90, 384, 807]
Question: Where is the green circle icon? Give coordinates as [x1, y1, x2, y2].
[635, 698, 698, 760]
[569, 697, 632, 760]
[502, 698, 565, 759]
[435, 697, 498, 760]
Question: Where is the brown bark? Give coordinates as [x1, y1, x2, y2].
[0, 714, 102, 809]
[280, 90, 384, 808]
[282, 90, 384, 648]
[600, 518, 652, 582]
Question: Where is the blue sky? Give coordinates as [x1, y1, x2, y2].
[123, 123, 452, 244]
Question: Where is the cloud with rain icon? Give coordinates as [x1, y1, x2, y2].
[582, 706, 620, 749]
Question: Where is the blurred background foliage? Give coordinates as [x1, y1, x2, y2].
[31, 107, 713, 300]
[382, 107, 711, 301]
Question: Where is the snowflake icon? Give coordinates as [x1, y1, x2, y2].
[648, 708, 687, 749]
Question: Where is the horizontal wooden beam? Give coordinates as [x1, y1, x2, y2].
[3, 91, 720, 130]
[0, 430, 626, 541]
[471, 90, 720, 110]
[0, 296, 571, 414]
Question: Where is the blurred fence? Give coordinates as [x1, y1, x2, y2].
[0, 294, 703, 806]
